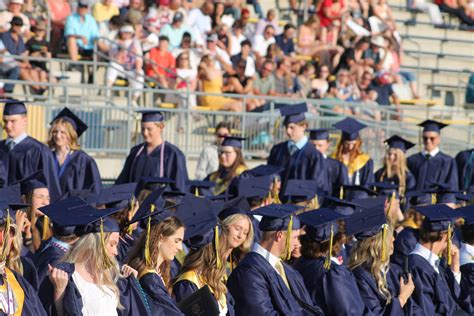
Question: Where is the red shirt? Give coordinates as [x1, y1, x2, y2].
[146, 47, 176, 77]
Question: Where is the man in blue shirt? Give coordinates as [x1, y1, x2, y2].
[0, 16, 25, 94]
[64, 1, 99, 61]
[275, 23, 295, 56]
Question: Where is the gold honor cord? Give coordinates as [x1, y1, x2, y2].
[381, 223, 389, 262]
[144, 204, 156, 267]
[215, 226, 221, 269]
[284, 215, 294, 260]
[42, 215, 50, 240]
[100, 218, 114, 270]
[447, 223, 452, 266]
[324, 224, 334, 270]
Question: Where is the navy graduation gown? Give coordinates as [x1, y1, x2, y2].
[170, 258, 182, 279]
[407, 254, 462, 315]
[374, 168, 416, 193]
[117, 234, 136, 264]
[55, 150, 102, 196]
[0, 137, 61, 201]
[293, 256, 368, 315]
[33, 240, 68, 285]
[267, 141, 328, 194]
[227, 252, 322, 316]
[459, 263, 473, 315]
[115, 141, 188, 192]
[20, 255, 39, 290]
[391, 228, 419, 270]
[325, 157, 349, 196]
[10, 269, 47, 316]
[407, 151, 459, 191]
[139, 272, 184, 315]
[117, 275, 153, 316]
[455, 149, 474, 192]
[351, 264, 404, 316]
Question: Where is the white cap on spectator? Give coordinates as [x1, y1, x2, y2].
[120, 25, 134, 34]
[206, 33, 218, 42]
[9, 0, 24, 5]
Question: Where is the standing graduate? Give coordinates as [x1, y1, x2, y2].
[455, 148, 474, 194]
[375, 135, 417, 196]
[332, 117, 374, 186]
[267, 103, 328, 196]
[227, 204, 323, 316]
[407, 120, 458, 191]
[309, 128, 349, 197]
[458, 206, 474, 314]
[0, 100, 61, 201]
[48, 107, 102, 196]
[407, 204, 468, 315]
[116, 109, 188, 192]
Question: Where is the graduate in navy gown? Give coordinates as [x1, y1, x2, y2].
[116, 109, 188, 192]
[227, 204, 323, 316]
[407, 204, 468, 315]
[455, 148, 474, 193]
[309, 128, 349, 197]
[458, 206, 474, 314]
[48, 107, 102, 196]
[267, 103, 328, 196]
[38, 199, 151, 316]
[346, 200, 415, 315]
[407, 120, 458, 191]
[374, 135, 417, 196]
[0, 100, 61, 201]
[331, 117, 374, 186]
[293, 208, 370, 315]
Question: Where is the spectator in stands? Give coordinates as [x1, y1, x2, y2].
[239, 8, 256, 39]
[273, 57, 299, 97]
[93, 0, 120, 24]
[216, 23, 232, 56]
[187, 1, 213, 47]
[411, 0, 446, 27]
[165, 52, 198, 110]
[297, 63, 317, 98]
[317, 0, 348, 46]
[369, 0, 397, 33]
[211, 0, 225, 28]
[223, 0, 242, 20]
[370, 72, 400, 110]
[121, 0, 146, 21]
[229, 20, 245, 56]
[364, 36, 385, 72]
[436, 0, 474, 26]
[231, 40, 256, 78]
[253, 59, 276, 99]
[198, 55, 242, 112]
[64, 1, 100, 62]
[224, 59, 263, 111]
[336, 69, 357, 101]
[275, 23, 296, 56]
[252, 24, 276, 61]
[143, 1, 173, 35]
[195, 121, 231, 180]
[320, 80, 345, 115]
[105, 24, 144, 104]
[97, 15, 123, 53]
[265, 43, 284, 64]
[0, 0, 30, 39]
[255, 9, 282, 36]
[204, 33, 233, 73]
[159, 11, 193, 51]
[47, 0, 72, 56]
[0, 16, 25, 95]
[146, 35, 175, 89]
[172, 32, 199, 71]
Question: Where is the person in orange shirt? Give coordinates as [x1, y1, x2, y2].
[145, 35, 175, 88]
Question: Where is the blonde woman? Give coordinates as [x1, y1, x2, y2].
[375, 135, 416, 196]
[348, 205, 415, 315]
[332, 117, 374, 186]
[48, 107, 102, 195]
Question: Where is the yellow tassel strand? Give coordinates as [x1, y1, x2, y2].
[339, 186, 344, 200]
[386, 191, 396, 215]
[144, 204, 156, 268]
[447, 223, 452, 266]
[311, 195, 320, 209]
[284, 215, 294, 260]
[381, 224, 388, 262]
[215, 226, 221, 269]
[195, 187, 199, 197]
[100, 218, 114, 270]
[324, 224, 334, 270]
[42, 215, 50, 240]
[431, 193, 437, 205]
[272, 178, 282, 205]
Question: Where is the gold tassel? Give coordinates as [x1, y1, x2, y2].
[0, 209, 11, 263]
[144, 204, 156, 268]
[447, 223, 452, 266]
[272, 178, 281, 204]
[272, 117, 281, 137]
[42, 215, 50, 240]
[284, 215, 294, 260]
[311, 195, 320, 209]
[215, 226, 221, 269]
[324, 224, 334, 270]
[339, 186, 344, 200]
[100, 218, 114, 269]
[386, 191, 396, 215]
[195, 187, 199, 197]
[431, 193, 437, 205]
[381, 223, 388, 262]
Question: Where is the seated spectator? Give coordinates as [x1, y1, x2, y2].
[24, 21, 52, 95]
[253, 59, 277, 101]
[165, 52, 198, 109]
[273, 57, 299, 97]
[369, 72, 400, 109]
[436, 0, 474, 25]
[121, 0, 146, 21]
[0, 0, 30, 39]
[410, 0, 446, 26]
[223, 0, 242, 20]
[320, 80, 346, 115]
[317, 0, 348, 46]
[93, 0, 120, 24]
[240, 8, 256, 39]
[369, 0, 397, 33]
[336, 68, 357, 101]
[252, 24, 276, 61]
[0, 16, 24, 95]
[203, 33, 233, 73]
[312, 64, 331, 98]
[198, 55, 242, 112]
[297, 63, 317, 98]
[105, 24, 144, 104]
[47, 0, 72, 56]
[211, 0, 225, 28]
[336, 37, 371, 76]
[64, 1, 99, 61]
[255, 9, 282, 36]
[146, 35, 176, 89]
[230, 39, 256, 77]
[275, 23, 296, 56]
[187, 1, 213, 47]
[363, 36, 385, 72]
[224, 59, 263, 111]
[265, 43, 284, 64]
[172, 32, 200, 71]
[358, 89, 381, 120]
[229, 20, 246, 56]
[216, 23, 232, 56]
[143, 2, 173, 35]
[97, 15, 122, 53]
[159, 11, 193, 51]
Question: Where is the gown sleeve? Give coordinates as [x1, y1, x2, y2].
[173, 279, 199, 303]
[115, 147, 139, 184]
[117, 276, 153, 316]
[359, 158, 374, 186]
[20, 255, 39, 290]
[13, 270, 47, 316]
[139, 273, 184, 316]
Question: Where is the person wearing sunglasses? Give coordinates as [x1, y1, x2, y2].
[407, 120, 458, 191]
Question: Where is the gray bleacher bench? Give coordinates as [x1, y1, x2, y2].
[405, 0, 423, 26]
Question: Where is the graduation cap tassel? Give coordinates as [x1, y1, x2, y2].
[381, 223, 389, 262]
[100, 218, 114, 270]
[323, 224, 334, 270]
[285, 215, 294, 261]
[386, 192, 395, 216]
[311, 195, 320, 209]
[447, 223, 452, 266]
[42, 215, 50, 240]
[144, 204, 156, 268]
[195, 187, 199, 197]
[272, 178, 282, 205]
[339, 186, 344, 200]
[431, 193, 437, 205]
[127, 196, 136, 235]
[214, 226, 221, 269]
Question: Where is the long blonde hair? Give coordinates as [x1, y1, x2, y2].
[6, 223, 23, 275]
[63, 233, 121, 306]
[47, 118, 81, 150]
[221, 214, 254, 266]
[379, 148, 408, 195]
[348, 225, 394, 304]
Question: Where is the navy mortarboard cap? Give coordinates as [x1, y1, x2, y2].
[253, 204, 303, 231]
[39, 197, 86, 236]
[17, 171, 48, 196]
[405, 190, 433, 207]
[97, 183, 137, 209]
[455, 191, 472, 203]
[418, 119, 448, 133]
[51, 107, 88, 138]
[218, 196, 251, 220]
[280, 103, 307, 125]
[221, 136, 246, 149]
[186, 180, 215, 192]
[61, 189, 98, 205]
[308, 128, 331, 141]
[283, 179, 324, 202]
[137, 176, 175, 195]
[323, 196, 362, 216]
[345, 202, 388, 242]
[131, 187, 167, 223]
[299, 208, 346, 242]
[136, 109, 165, 123]
[2, 99, 27, 116]
[206, 192, 235, 202]
[246, 164, 284, 178]
[427, 182, 459, 204]
[459, 205, 474, 226]
[414, 204, 460, 232]
[0, 184, 29, 210]
[370, 182, 399, 199]
[342, 185, 379, 201]
[333, 117, 367, 141]
[238, 176, 272, 199]
[384, 135, 415, 153]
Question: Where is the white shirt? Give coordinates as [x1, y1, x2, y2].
[194, 144, 218, 180]
[72, 271, 118, 316]
[188, 8, 212, 46]
[411, 243, 461, 283]
[421, 147, 440, 158]
[252, 242, 279, 272]
[6, 132, 27, 147]
[252, 35, 276, 57]
[230, 33, 246, 56]
[460, 242, 474, 266]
